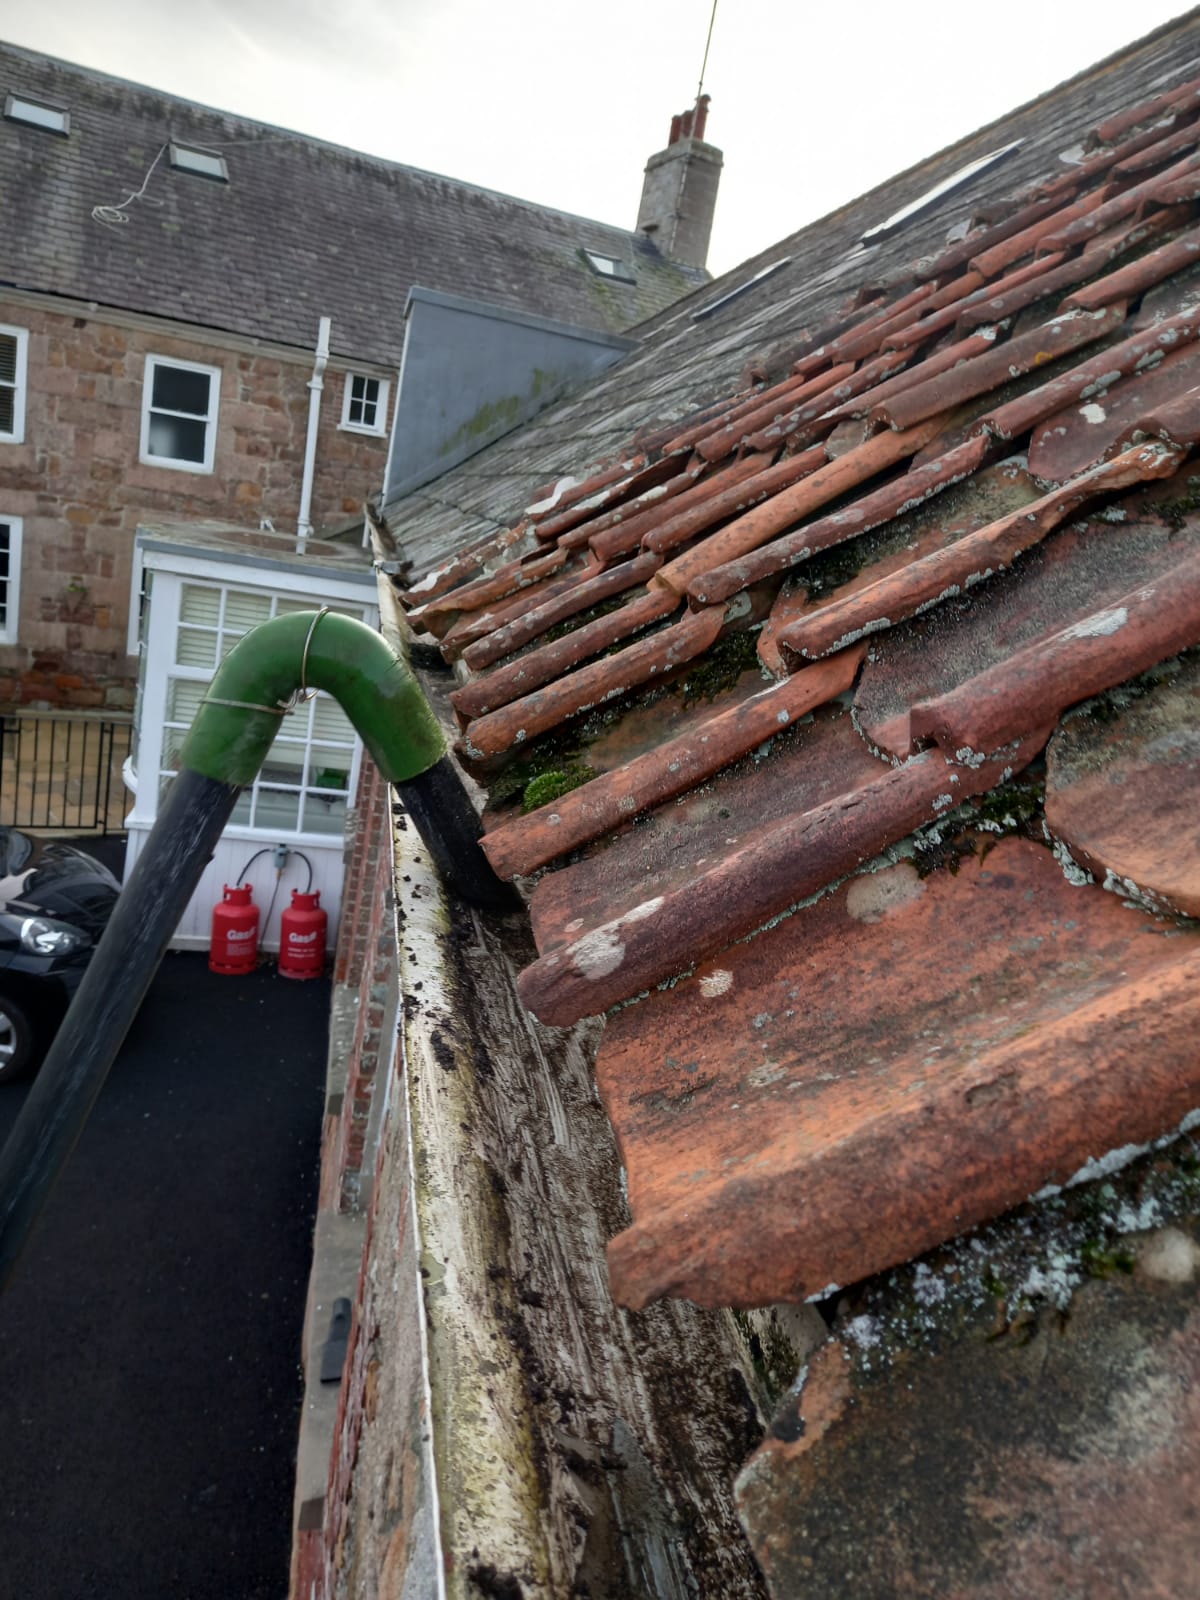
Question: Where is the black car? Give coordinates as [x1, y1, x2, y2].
[0, 829, 121, 1083]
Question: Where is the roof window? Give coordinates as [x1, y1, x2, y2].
[583, 250, 635, 284]
[691, 257, 792, 322]
[169, 143, 228, 182]
[861, 141, 1023, 244]
[4, 94, 69, 135]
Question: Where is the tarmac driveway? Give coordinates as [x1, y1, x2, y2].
[0, 944, 329, 1599]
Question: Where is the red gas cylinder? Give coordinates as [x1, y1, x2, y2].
[279, 889, 328, 980]
[210, 883, 259, 975]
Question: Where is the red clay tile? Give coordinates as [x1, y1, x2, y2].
[874, 303, 1128, 431]
[1027, 340, 1200, 480]
[594, 837, 1200, 1309]
[1038, 151, 1200, 252]
[910, 543, 1200, 760]
[554, 455, 706, 552]
[407, 544, 570, 631]
[481, 649, 866, 879]
[462, 601, 722, 761]
[451, 587, 678, 722]
[968, 191, 1112, 277]
[1110, 117, 1200, 177]
[822, 330, 1000, 424]
[516, 732, 1043, 1029]
[583, 453, 760, 564]
[1149, 161, 1200, 206]
[739, 357, 912, 454]
[776, 441, 1187, 665]
[526, 703, 883, 953]
[1092, 73, 1200, 143]
[890, 255, 1068, 352]
[398, 522, 530, 608]
[532, 455, 683, 543]
[1045, 655, 1200, 915]
[852, 509, 1200, 757]
[978, 300, 1200, 445]
[637, 447, 826, 560]
[438, 562, 593, 659]
[656, 420, 946, 599]
[917, 193, 1074, 281]
[687, 434, 994, 609]
[825, 287, 936, 363]
[525, 455, 647, 526]
[958, 210, 1187, 331]
[694, 363, 856, 463]
[739, 1253, 1200, 1599]
[461, 550, 663, 672]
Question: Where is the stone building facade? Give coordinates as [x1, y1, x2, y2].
[0, 295, 392, 708]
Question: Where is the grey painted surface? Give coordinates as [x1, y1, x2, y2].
[383, 288, 634, 505]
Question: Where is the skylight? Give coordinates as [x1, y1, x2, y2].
[4, 94, 69, 135]
[583, 250, 635, 284]
[169, 143, 228, 182]
[691, 257, 793, 322]
[861, 141, 1023, 244]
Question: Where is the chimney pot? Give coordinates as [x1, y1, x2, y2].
[669, 113, 683, 145]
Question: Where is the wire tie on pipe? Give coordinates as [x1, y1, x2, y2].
[200, 696, 290, 715]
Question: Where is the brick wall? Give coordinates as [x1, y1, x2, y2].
[0, 298, 391, 708]
[330, 760, 396, 1213]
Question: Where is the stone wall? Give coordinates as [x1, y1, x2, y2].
[0, 297, 391, 708]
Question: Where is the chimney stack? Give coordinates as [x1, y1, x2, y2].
[636, 95, 723, 272]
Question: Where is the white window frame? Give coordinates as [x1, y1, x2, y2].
[135, 571, 367, 841]
[339, 372, 390, 436]
[0, 324, 29, 445]
[139, 354, 221, 473]
[0, 516, 24, 645]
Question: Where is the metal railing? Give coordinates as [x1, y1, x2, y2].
[0, 712, 133, 835]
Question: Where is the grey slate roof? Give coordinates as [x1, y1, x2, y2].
[0, 42, 707, 362]
[387, 12, 1200, 576]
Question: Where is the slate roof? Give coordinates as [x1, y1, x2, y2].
[386, 9, 1200, 1332]
[0, 41, 706, 362]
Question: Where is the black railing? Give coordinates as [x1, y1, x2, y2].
[0, 712, 133, 835]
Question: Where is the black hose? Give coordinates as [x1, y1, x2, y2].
[397, 756, 519, 914]
[235, 847, 273, 886]
[291, 850, 314, 894]
[0, 768, 241, 1292]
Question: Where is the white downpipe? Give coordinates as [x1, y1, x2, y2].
[296, 315, 332, 554]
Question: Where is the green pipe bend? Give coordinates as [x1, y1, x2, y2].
[180, 610, 447, 788]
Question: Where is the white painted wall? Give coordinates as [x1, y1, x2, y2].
[124, 540, 378, 954]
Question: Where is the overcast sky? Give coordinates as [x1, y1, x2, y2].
[1, 2, 1191, 275]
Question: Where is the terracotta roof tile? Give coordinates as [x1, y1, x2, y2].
[657, 420, 945, 596]
[480, 648, 864, 878]
[392, 24, 1200, 1312]
[596, 838, 1200, 1308]
[1044, 654, 1200, 915]
[910, 546, 1200, 758]
[873, 303, 1129, 431]
[775, 440, 1187, 665]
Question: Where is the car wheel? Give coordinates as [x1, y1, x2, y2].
[0, 992, 37, 1084]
